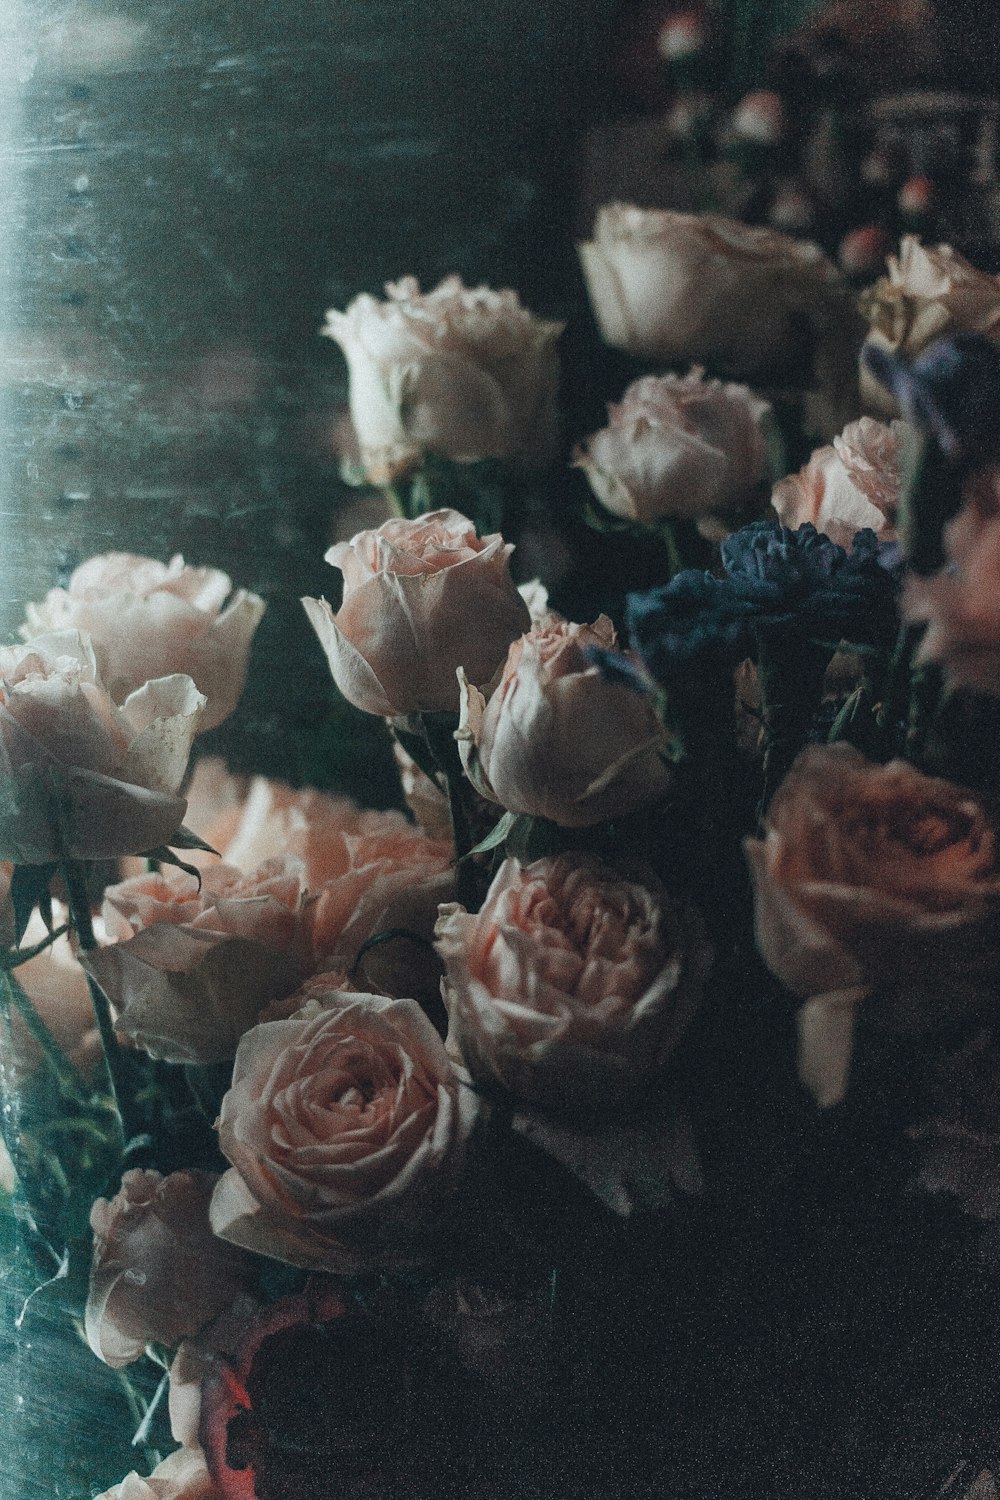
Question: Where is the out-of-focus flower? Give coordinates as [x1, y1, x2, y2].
[168, 1296, 261, 1449]
[322, 275, 562, 482]
[911, 1031, 1000, 1221]
[575, 368, 771, 538]
[22, 554, 264, 732]
[898, 174, 934, 218]
[838, 225, 892, 280]
[86, 1169, 253, 1368]
[863, 331, 1000, 467]
[0, 632, 203, 863]
[457, 612, 671, 828]
[209, 987, 479, 1271]
[392, 741, 452, 843]
[303, 509, 529, 717]
[771, 417, 903, 548]
[95, 1448, 219, 1500]
[437, 854, 708, 1110]
[657, 11, 707, 61]
[730, 90, 784, 146]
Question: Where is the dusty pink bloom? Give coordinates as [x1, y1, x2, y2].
[23, 553, 264, 731]
[771, 416, 903, 548]
[86, 1169, 252, 1368]
[95, 1449, 219, 1500]
[437, 855, 708, 1109]
[0, 631, 203, 862]
[303, 508, 530, 717]
[575, 368, 771, 537]
[458, 612, 671, 828]
[210, 988, 479, 1271]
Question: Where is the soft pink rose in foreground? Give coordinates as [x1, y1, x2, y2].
[437, 855, 709, 1110]
[303, 508, 530, 717]
[575, 368, 772, 538]
[0, 631, 203, 863]
[88, 859, 310, 1063]
[578, 203, 844, 377]
[458, 612, 671, 828]
[210, 986, 479, 1270]
[322, 275, 563, 482]
[746, 743, 1000, 1106]
[771, 416, 903, 548]
[22, 554, 264, 732]
[904, 472, 1000, 696]
[95, 1448, 219, 1500]
[86, 1169, 252, 1368]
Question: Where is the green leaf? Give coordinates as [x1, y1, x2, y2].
[1, 925, 70, 971]
[162, 824, 219, 855]
[461, 810, 517, 860]
[9, 863, 58, 944]
[184, 1061, 234, 1122]
[141, 846, 203, 887]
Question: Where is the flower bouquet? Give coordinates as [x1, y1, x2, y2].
[6, 216, 1000, 1499]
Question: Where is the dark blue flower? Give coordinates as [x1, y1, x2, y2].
[625, 570, 759, 682]
[862, 332, 1000, 464]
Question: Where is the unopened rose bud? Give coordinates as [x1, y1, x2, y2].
[898, 174, 934, 218]
[838, 225, 892, 279]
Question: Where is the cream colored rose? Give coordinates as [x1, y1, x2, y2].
[0, 631, 203, 863]
[859, 237, 1000, 416]
[95, 1448, 218, 1500]
[209, 987, 479, 1271]
[437, 855, 709, 1109]
[578, 203, 843, 378]
[322, 274, 563, 482]
[22, 553, 264, 731]
[86, 1169, 252, 1368]
[575, 368, 772, 537]
[303, 508, 530, 717]
[88, 859, 310, 1064]
[458, 612, 671, 828]
[771, 416, 903, 548]
[746, 744, 1000, 1106]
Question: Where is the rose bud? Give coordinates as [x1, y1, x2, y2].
[859, 237, 1000, 419]
[86, 1169, 253, 1368]
[745, 743, 1000, 1107]
[578, 203, 845, 379]
[838, 225, 892, 281]
[302, 508, 530, 718]
[22, 553, 264, 732]
[437, 854, 709, 1111]
[0, 631, 203, 863]
[898, 173, 935, 219]
[209, 986, 479, 1271]
[574, 368, 772, 539]
[771, 416, 903, 549]
[321, 275, 563, 483]
[730, 90, 784, 146]
[457, 612, 671, 829]
[95, 1448, 218, 1500]
[657, 11, 706, 61]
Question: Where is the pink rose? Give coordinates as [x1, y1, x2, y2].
[95, 1449, 219, 1500]
[322, 275, 563, 482]
[771, 416, 903, 548]
[303, 508, 530, 717]
[209, 986, 479, 1270]
[745, 744, 1000, 1106]
[88, 859, 310, 1063]
[457, 613, 671, 828]
[575, 368, 772, 537]
[23, 553, 265, 731]
[904, 472, 1000, 696]
[0, 631, 203, 862]
[86, 1169, 252, 1367]
[436, 855, 708, 1109]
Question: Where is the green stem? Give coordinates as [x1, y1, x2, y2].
[0, 970, 88, 1102]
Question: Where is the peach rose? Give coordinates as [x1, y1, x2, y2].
[437, 855, 709, 1110]
[303, 508, 530, 718]
[0, 631, 203, 863]
[575, 368, 772, 538]
[95, 1449, 219, 1500]
[904, 472, 1000, 696]
[457, 612, 671, 828]
[22, 553, 264, 732]
[209, 986, 479, 1270]
[322, 275, 563, 482]
[745, 744, 1000, 1106]
[771, 416, 903, 548]
[578, 204, 844, 378]
[88, 859, 310, 1064]
[859, 237, 1000, 417]
[86, 1169, 252, 1368]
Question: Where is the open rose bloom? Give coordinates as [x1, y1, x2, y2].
[771, 416, 903, 549]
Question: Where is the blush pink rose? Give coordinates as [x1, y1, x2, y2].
[88, 859, 310, 1064]
[575, 368, 772, 538]
[303, 508, 530, 717]
[209, 987, 479, 1271]
[22, 553, 264, 732]
[95, 1449, 219, 1500]
[746, 743, 1000, 1105]
[458, 612, 671, 828]
[86, 1169, 252, 1368]
[771, 416, 903, 548]
[0, 632, 203, 863]
[436, 855, 709, 1110]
